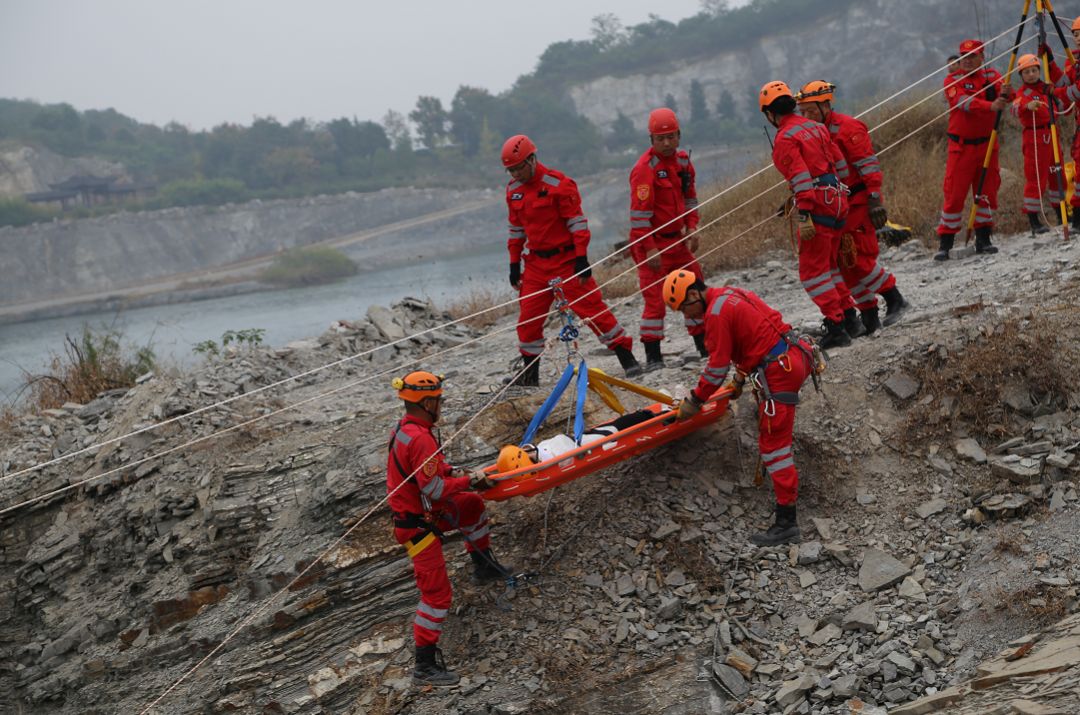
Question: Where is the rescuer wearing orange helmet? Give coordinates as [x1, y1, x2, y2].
[936, 39, 1010, 259]
[385, 371, 511, 686]
[1011, 52, 1065, 235]
[1050, 18, 1080, 231]
[760, 80, 854, 349]
[796, 80, 910, 333]
[627, 107, 707, 370]
[502, 135, 642, 385]
[663, 269, 817, 546]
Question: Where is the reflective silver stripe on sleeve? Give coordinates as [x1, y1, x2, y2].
[678, 156, 689, 167]
[631, 220, 651, 228]
[566, 216, 588, 232]
[709, 294, 729, 315]
[421, 475, 445, 500]
[649, 155, 660, 168]
[542, 174, 561, 187]
[685, 198, 699, 209]
[508, 180, 522, 190]
[783, 124, 804, 138]
[394, 428, 413, 445]
[631, 210, 653, 218]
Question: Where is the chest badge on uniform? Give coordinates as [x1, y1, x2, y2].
[511, 192, 523, 200]
[423, 459, 438, 477]
[657, 169, 668, 179]
[636, 184, 650, 201]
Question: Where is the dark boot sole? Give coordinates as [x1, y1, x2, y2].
[749, 528, 801, 547]
[882, 301, 911, 327]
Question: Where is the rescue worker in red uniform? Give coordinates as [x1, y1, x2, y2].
[663, 270, 816, 546]
[628, 107, 707, 370]
[1012, 53, 1066, 235]
[386, 371, 510, 686]
[759, 81, 854, 349]
[502, 134, 641, 385]
[1052, 19, 1080, 231]
[937, 39, 1010, 260]
[795, 80, 910, 334]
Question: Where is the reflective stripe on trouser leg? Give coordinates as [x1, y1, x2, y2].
[656, 238, 705, 335]
[939, 142, 998, 234]
[432, 491, 493, 553]
[838, 207, 895, 309]
[405, 532, 451, 647]
[515, 261, 556, 357]
[757, 351, 811, 506]
[798, 229, 845, 322]
[635, 256, 666, 342]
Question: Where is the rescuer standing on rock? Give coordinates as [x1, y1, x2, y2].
[795, 80, 910, 333]
[936, 39, 1010, 259]
[1011, 52, 1065, 235]
[663, 270, 817, 546]
[503, 134, 642, 385]
[628, 107, 707, 371]
[386, 371, 511, 686]
[760, 80, 854, 349]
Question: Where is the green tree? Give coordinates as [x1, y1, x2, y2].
[450, 86, 498, 156]
[382, 110, 413, 153]
[689, 80, 710, 124]
[607, 111, 638, 152]
[590, 13, 626, 51]
[664, 93, 679, 114]
[715, 89, 736, 121]
[409, 96, 449, 150]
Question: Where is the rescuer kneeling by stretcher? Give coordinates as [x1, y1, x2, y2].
[663, 270, 823, 547]
[386, 371, 512, 686]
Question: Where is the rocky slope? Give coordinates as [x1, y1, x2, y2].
[0, 144, 126, 198]
[2, 225, 1080, 714]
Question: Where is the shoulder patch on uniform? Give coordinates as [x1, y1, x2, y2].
[948, 87, 957, 98]
[636, 184, 650, 201]
[422, 460, 437, 477]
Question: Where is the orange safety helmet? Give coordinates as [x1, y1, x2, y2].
[795, 80, 836, 104]
[501, 134, 537, 168]
[392, 371, 444, 403]
[759, 81, 793, 111]
[497, 444, 533, 472]
[648, 107, 680, 134]
[958, 39, 984, 56]
[1017, 54, 1040, 71]
[1073, 17, 1080, 31]
[662, 269, 698, 310]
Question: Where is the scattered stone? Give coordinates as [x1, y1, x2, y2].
[954, 437, 988, 463]
[884, 371, 920, 400]
[774, 673, 816, 707]
[916, 498, 947, 519]
[843, 601, 878, 631]
[898, 576, 927, 602]
[859, 548, 912, 592]
[797, 540, 823, 565]
[712, 663, 750, 699]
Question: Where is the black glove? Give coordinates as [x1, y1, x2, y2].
[469, 474, 496, 491]
[985, 85, 998, 102]
[868, 194, 888, 231]
[509, 262, 521, 288]
[574, 255, 592, 281]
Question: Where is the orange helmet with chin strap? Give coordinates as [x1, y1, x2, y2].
[662, 269, 698, 310]
[759, 81, 794, 111]
[1073, 17, 1080, 31]
[501, 134, 536, 168]
[393, 371, 444, 403]
[795, 80, 836, 104]
[497, 445, 533, 472]
[1017, 53, 1040, 71]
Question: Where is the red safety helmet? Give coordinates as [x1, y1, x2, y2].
[501, 134, 536, 168]
[662, 269, 698, 310]
[1017, 53, 1040, 71]
[958, 39, 984, 56]
[759, 81, 793, 111]
[648, 107, 680, 134]
[795, 80, 836, 104]
[393, 371, 444, 403]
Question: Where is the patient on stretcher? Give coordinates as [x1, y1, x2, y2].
[497, 407, 669, 471]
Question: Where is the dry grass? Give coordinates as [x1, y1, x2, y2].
[902, 316, 1077, 442]
[993, 583, 1071, 628]
[445, 285, 516, 328]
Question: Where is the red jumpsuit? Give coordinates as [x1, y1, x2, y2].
[507, 162, 632, 357]
[1013, 68, 1066, 215]
[628, 147, 704, 342]
[826, 112, 897, 311]
[771, 113, 851, 323]
[938, 67, 1005, 235]
[1051, 59, 1080, 212]
[387, 415, 491, 648]
[692, 287, 813, 506]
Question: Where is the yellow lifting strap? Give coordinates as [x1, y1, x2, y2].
[580, 367, 677, 415]
[405, 531, 437, 559]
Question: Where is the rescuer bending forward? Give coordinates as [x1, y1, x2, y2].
[664, 270, 819, 546]
[386, 371, 510, 686]
[502, 134, 642, 386]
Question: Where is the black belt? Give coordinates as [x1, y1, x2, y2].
[392, 512, 444, 538]
[947, 133, 990, 145]
[530, 244, 574, 259]
[813, 173, 839, 187]
[658, 231, 681, 239]
[847, 182, 867, 195]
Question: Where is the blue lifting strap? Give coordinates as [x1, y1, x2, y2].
[572, 359, 588, 444]
[520, 361, 576, 446]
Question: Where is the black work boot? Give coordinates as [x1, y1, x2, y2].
[614, 345, 643, 378]
[882, 287, 910, 327]
[934, 233, 954, 261]
[470, 548, 512, 582]
[974, 226, 998, 254]
[693, 333, 709, 358]
[750, 503, 801, 547]
[817, 318, 851, 350]
[843, 307, 867, 339]
[643, 341, 664, 372]
[504, 355, 540, 387]
[413, 645, 460, 687]
[1027, 212, 1050, 236]
[860, 306, 881, 335]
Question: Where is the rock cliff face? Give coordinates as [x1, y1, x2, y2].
[0, 144, 126, 197]
[567, 0, 1017, 132]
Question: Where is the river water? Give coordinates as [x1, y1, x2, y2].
[0, 246, 516, 403]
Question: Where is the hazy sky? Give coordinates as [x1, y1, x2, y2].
[1, 0, 728, 130]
